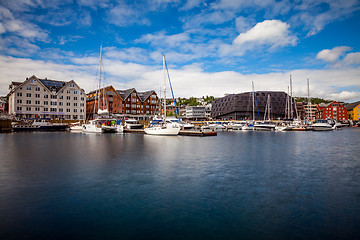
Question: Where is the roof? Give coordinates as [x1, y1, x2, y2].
[39, 78, 66, 92]
[116, 88, 136, 100]
[138, 90, 155, 102]
[345, 101, 360, 110]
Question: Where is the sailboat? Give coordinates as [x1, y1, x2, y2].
[242, 81, 257, 131]
[83, 45, 123, 134]
[144, 55, 180, 136]
[254, 94, 276, 131]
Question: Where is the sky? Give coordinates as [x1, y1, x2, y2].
[0, 0, 360, 102]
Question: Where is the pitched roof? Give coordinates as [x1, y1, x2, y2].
[39, 78, 66, 92]
[345, 101, 360, 110]
[138, 90, 155, 102]
[116, 88, 136, 100]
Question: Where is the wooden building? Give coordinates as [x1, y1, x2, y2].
[86, 86, 123, 119]
[316, 101, 348, 121]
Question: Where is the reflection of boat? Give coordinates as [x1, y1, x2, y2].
[70, 122, 83, 132]
[144, 55, 180, 136]
[312, 119, 334, 131]
[12, 119, 67, 131]
[124, 118, 143, 129]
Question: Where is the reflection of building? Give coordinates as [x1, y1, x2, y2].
[345, 101, 360, 121]
[8, 75, 85, 120]
[316, 101, 348, 121]
[211, 91, 295, 120]
[86, 86, 123, 119]
[117, 88, 160, 117]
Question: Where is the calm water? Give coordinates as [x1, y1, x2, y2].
[1, 129, 360, 240]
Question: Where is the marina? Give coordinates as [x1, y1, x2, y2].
[1, 128, 359, 239]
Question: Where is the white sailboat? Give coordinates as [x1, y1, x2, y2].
[144, 55, 180, 136]
[242, 82, 256, 131]
[254, 94, 276, 131]
[83, 45, 123, 133]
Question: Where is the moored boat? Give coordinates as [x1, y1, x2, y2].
[12, 119, 67, 131]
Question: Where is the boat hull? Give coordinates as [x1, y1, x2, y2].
[12, 125, 67, 132]
[144, 126, 180, 135]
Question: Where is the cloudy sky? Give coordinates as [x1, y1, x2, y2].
[0, 0, 360, 102]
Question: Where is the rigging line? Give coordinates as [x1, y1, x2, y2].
[163, 55, 179, 119]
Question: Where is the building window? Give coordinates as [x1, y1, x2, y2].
[51, 95, 57, 99]
[74, 109, 77, 113]
[59, 108, 63, 112]
[74, 97, 77, 100]
[26, 93, 31, 97]
[67, 90, 71, 94]
[35, 94, 40, 98]
[44, 101, 48, 105]
[67, 96, 70, 100]
[17, 106, 22, 111]
[66, 102, 70, 106]
[44, 94, 49, 98]
[67, 109, 70, 112]
[44, 108, 48, 111]
[30, 79, 36, 84]
[17, 99, 22, 104]
[74, 91, 78, 94]
[26, 100, 31, 104]
[27, 86, 31, 90]
[17, 92, 22, 97]
[26, 107, 31, 111]
[74, 103, 77, 106]
[51, 101, 57, 105]
[35, 87, 40, 91]
[59, 102, 63, 106]
[35, 100, 40, 105]
[59, 95, 63, 99]
[35, 107, 40, 111]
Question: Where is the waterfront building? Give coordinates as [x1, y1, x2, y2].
[211, 91, 296, 120]
[345, 101, 360, 121]
[303, 102, 317, 121]
[316, 101, 348, 121]
[117, 88, 160, 117]
[184, 106, 206, 120]
[86, 86, 123, 119]
[296, 102, 305, 120]
[8, 75, 85, 120]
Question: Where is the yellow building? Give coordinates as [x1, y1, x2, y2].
[346, 101, 360, 121]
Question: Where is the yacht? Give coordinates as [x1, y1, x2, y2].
[124, 118, 144, 130]
[312, 119, 334, 131]
[253, 121, 276, 131]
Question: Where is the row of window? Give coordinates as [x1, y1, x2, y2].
[25, 86, 79, 94]
[17, 99, 85, 107]
[16, 106, 84, 113]
[17, 92, 84, 100]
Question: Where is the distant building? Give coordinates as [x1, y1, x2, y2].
[8, 75, 85, 120]
[345, 101, 360, 121]
[86, 86, 123, 119]
[316, 101, 348, 121]
[184, 106, 206, 120]
[211, 91, 296, 120]
[117, 88, 160, 117]
[303, 102, 317, 121]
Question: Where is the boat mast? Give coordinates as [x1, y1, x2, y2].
[162, 55, 166, 119]
[307, 78, 311, 123]
[252, 81, 255, 122]
[290, 74, 293, 119]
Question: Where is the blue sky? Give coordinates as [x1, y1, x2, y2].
[1, 0, 360, 102]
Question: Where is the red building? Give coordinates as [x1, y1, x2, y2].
[86, 86, 123, 119]
[316, 101, 348, 121]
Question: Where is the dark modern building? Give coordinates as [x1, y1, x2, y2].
[211, 91, 297, 120]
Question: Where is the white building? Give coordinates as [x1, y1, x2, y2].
[185, 106, 206, 120]
[8, 75, 86, 120]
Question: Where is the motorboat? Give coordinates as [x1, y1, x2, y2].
[83, 118, 119, 133]
[70, 122, 83, 132]
[144, 120, 180, 135]
[12, 119, 67, 131]
[312, 119, 334, 131]
[253, 121, 276, 131]
[124, 118, 144, 129]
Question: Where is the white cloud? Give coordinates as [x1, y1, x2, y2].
[108, 3, 150, 27]
[316, 46, 351, 63]
[137, 32, 191, 48]
[1, 55, 359, 103]
[344, 52, 360, 65]
[233, 20, 297, 47]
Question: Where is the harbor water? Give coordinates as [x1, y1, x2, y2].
[1, 129, 360, 239]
